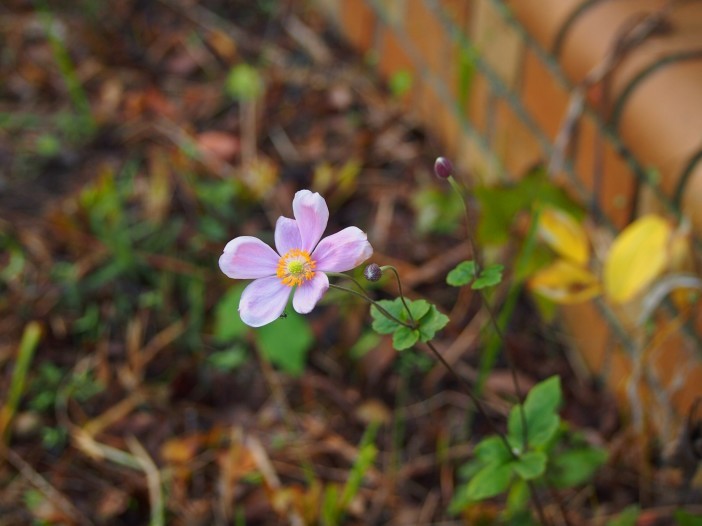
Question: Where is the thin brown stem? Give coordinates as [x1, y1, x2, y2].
[382, 265, 416, 326]
[448, 176, 529, 448]
[328, 283, 414, 329]
[424, 341, 513, 455]
[446, 176, 550, 524]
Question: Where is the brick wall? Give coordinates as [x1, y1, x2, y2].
[315, 0, 702, 437]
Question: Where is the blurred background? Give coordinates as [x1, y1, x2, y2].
[2, 0, 702, 524]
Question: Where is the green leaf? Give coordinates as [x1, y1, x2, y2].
[505, 478, 531, 518]
[472, 264, 504, 289]
[606, 505, 640, 526]
[255, 310, 313, 376]
[466, 462, 513, 501]
[407, 299, 431, 320]
[473, 436, 512, 465]
[370, 299, 405, 335]
[417, 305, 449, 342]
[512, 451, 547, 480]
[474, 167, 582, 245]
[214, 285, 248, 342]
[371, 299, 447, 350]
[508, 376, 562, 448]
[393, 326, 419, 350]
[549, 447, 607, 488]
[525, 376, 562, 414]
[447, 260, 477, 287]
[674, 509, 702, 526]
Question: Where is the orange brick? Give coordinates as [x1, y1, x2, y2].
[573, 115, 635, 229]
[313, 0, 340, 20]
[377, 0, 405, 26]
[465, 72, 489, 135]
[439, 0, 472, 27]
[438, 100, 462, 157]
[415, 81, 462, 156]
[521, 48, 570, 140]
[340, 1, 377, 52]
[405, 0, 452, 79]
[378, 27, 419, 109]
[561, 302, 611, 374]
[681, 162, 702, 237]
[416, 82, 445, 137]
[493, 100, 543, 179]
[470, 0, 523, 89]
[456, 132, 500, 184]
[378, 27, 415, 78]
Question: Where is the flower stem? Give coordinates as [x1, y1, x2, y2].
[328, 283, 414, 329]
[448, 175, 529, 448]
[424, 340, 514, 454]
[381, 265, 416, 327]
[447, 174, 550, 525]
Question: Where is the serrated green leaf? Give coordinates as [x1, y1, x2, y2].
[508, 376, 562, 448]
[371, 299, 447, 349]
[466, 462, 513, 501]
[417, 305, 449, 342]
[447, 260, 477, 287]
[472, 264, 504, 289]
[473, 436, 512, 465]
[370, 299, 405, 334]
[393, 326, 419, 350]
[407, 299, 431, 320]
[508, 405, 560, 451]
[512, 451, 547, 480]
[525, 376, 562, 416]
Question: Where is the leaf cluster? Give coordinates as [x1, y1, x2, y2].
[447, 260, 504, 290]
[370, 298, 449, 351]
[450, 376, 607, 518]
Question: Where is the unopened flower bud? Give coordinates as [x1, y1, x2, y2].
[363, 263, 382, 282]
[433, 156, 454, 179]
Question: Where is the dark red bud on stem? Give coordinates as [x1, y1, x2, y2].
[363, 263, 382, 282]
[433, 156, 454, 180]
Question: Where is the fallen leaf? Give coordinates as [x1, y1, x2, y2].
[529, 259, 601, 304]
[603, 215, 671, 303]
[538, 207, 589, 265]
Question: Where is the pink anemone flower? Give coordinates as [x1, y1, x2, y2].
[219, 190, 373, 327]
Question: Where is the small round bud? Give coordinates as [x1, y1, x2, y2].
[433, 156, 454, 179]
[363, 263, 382, 282]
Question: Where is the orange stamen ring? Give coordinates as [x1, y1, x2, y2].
[277, 249, 316, 287]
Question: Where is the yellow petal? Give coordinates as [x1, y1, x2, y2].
[537, 207, 589, 265]
[603, 215, 672, 303]
[529, 259, 601, 304]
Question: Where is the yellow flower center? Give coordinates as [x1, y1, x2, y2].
[277, 249, 316, 287]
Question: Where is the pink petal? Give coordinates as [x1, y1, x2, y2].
[312, 227, 373, 272]
[292, 272, 329, 314]
[239, 276, 292, 327]
[292, 190, 328, 253]
[219, 236, 280, 279]
[274, 217, 302, 256]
